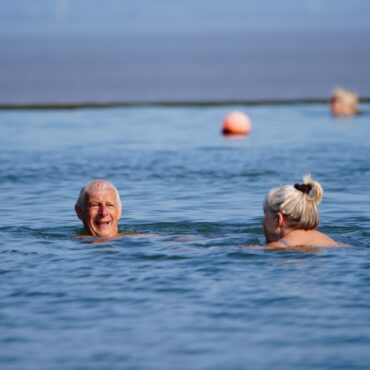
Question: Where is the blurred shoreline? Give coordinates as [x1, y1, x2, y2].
[2, 98, 370, 111]
[1, 29, 370, 105]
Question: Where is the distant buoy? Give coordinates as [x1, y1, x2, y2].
[222, 111, 252, 136]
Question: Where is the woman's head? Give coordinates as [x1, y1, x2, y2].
[263, 175, 323, 242]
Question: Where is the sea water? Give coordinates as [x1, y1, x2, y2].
[1, 104, 370, 370]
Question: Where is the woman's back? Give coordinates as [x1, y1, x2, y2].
[266, 229, 339, 249]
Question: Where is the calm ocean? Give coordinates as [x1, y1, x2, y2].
[1, 103, 370, 369]
[1, 29, 370, 104]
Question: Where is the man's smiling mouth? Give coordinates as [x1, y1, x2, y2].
[96, 221, 111, 225]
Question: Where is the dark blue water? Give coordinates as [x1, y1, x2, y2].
[1, 29, 370, 104]
[1, 104, 370, 370]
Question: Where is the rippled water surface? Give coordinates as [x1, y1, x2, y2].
[1, 104, 370, 370]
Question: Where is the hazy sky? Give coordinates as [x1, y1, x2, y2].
[1, 0, 370, 34]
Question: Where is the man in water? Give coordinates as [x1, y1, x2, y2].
[75, 179, 122, 238]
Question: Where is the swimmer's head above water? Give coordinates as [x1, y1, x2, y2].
[263, 175, 338, 248]
[75, 179, 122, 238]
[330, 87, 359, 117]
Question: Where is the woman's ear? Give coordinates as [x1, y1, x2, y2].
[276, 212, 286, 227]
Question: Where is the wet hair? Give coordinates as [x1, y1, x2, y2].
[76, 179, 122, 210]
[264, 175, 323, 230]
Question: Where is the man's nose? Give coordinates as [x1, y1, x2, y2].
[99, 205, 109, 216]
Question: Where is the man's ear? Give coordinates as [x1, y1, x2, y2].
[276, 212, 286, 227]
[75, 205, 82, 220]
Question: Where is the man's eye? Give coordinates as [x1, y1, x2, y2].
[89, 204, 99, 208]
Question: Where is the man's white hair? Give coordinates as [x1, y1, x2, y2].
[76, 179, 122, 210]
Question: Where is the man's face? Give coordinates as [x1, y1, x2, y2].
[77, 187, 121, 238]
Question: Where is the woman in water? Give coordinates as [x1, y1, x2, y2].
[263, 175, 339, 249]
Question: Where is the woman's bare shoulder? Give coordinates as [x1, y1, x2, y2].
[265, 231, 342, 250]
[311, 230, 340, 247]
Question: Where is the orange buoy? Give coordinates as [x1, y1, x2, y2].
[222, 111, 252, 136]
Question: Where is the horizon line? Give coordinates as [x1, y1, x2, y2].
[1, 97, 370, 110]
